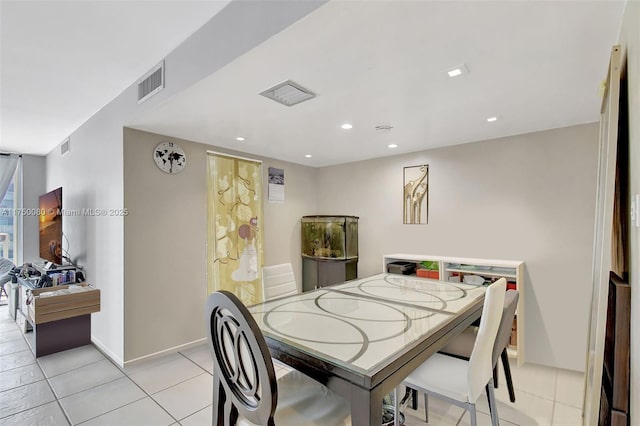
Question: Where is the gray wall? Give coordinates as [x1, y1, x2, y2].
[123, 128, 317, 361]
[619, 0, 639, 419]
[21, 155, 46, 263]
[315, 123, 599, 371]
[44, 0, 327, 364]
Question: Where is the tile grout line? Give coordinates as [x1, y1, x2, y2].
[37, 352, 107, 380]
[507, 385, 561, 404]
[3, 312, 579, 426]
[178, 349, 214, 376]
[77, 347, 181, 425]
[6, 317, 210, 425]
[2, 327, 169, 425]
[127, 360, 208, 396]
[550, 368, 560, 425]
[0, 378, 52, 420]
[125, 351, 217, 424]
[0, 350, 37, 379]
[45, 373, 74, 425]
[42, 358, 106, 382]
[139, 351, 217, 423]
[74, 394, 158, 426]
[93, 348, 214, 423]
[72, 351, 192, 425]
[0, 322, 69, 423]
[36, 348, 121, 425]
[52, 374, 126, 402]
[3, 309, 190, 425]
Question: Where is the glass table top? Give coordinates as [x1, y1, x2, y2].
[331, 273, 486, 314]
[249, 273, 485, 375]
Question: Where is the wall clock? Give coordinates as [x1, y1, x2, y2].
[153, 141, 186, 174]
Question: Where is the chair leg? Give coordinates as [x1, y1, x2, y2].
[485, 383, 492, 416]
[213, 374, 225, 426]
[469, 403, 478, 426]
[400, 387, 414, 410]
[424, 393, 429, 423]
[394, 387, 399, 426]
[411, 388, 418, 410]
[501, 348, 516, 402]
[224, 398, 238, 426]
[493, 364, 499, 388]
[487, 378, 500, 426]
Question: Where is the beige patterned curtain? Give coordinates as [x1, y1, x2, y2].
[207, 153, 264, 304]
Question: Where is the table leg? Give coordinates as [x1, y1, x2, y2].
[351, 386, 382, 426]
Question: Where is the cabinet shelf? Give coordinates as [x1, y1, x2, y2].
[383, 253, 524, 366]
[445, 268, 517, 279]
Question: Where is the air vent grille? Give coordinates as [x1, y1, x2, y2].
[260, 80, 316, 107]
[138, 61, 164, 103]
[61, 138, 70, 156]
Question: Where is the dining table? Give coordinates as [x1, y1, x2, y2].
[249, 272, 486, 425]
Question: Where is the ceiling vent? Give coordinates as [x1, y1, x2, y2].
[375, 125, 394, 134]
[138, 60, 164, 103]
[260, 80, 316, 107]
[61, 138, 70, 156]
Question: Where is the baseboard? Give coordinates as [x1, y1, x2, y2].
[91, 335, 124, 368]
[122, 338, 208, 368]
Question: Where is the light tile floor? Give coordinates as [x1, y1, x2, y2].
[0, 305, 584, 425]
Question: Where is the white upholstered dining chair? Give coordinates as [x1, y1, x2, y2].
[205, 290, 350, 425]
[439, 289, 520, 403]
[398, 278, 507, 426]
[261, 263, 297, 301]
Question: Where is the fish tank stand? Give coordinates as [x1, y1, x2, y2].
[301, 215, 358, 291]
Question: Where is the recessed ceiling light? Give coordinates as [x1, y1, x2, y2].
[447, 64, 469, 78]
[305, 154, 312, 158]
[388, 144, 398, 149]
[487, 117, 498, 122]
[341, 123, 353, 130]
[235, 137, 245, 141]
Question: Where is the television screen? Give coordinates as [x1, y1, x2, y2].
[39, 187, 62, 265]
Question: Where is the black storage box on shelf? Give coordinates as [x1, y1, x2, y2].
[387, 261, 416, 275]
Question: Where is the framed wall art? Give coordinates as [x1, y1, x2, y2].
[403, 165, 429, 224]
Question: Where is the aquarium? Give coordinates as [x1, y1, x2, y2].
[301, 216, 358, 260]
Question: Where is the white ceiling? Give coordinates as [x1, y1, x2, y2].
[0, 0, 231, 155]
[129, 0, 626, 167]
[1, 1, 626, 166]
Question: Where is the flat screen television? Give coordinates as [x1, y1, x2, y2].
[39, 187, 63, 265]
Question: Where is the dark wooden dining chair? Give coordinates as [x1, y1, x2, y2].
[439, 289, 520, 403]
[205, 291, 350, 426]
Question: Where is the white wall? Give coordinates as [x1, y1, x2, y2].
[123, 128, 317, 362]
[46, 94, 128, 363]
[618, 0, 639, 419]
[21, 155, 46, 263]
[315, 123, 599, 371]
[45, 0, 327, 364]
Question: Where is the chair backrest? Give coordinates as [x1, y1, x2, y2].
[0, 257, 15, 285]
[205, 291, 277, 425]
[262, 263, 297, 301]
[467, 278, 506, 402]
[491, 290, 519, 365]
